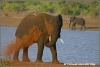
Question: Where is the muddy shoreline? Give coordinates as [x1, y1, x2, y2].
[11, 62, 100, 67]
[2, 61, 100, 66]
[1, 15, 99, 31]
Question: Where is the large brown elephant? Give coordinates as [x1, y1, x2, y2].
[7, 13, 63, 63]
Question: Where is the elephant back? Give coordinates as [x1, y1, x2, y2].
[15, 15, 37, 38]
[75, 18, 85, 25]
[15, 13, 62, 39]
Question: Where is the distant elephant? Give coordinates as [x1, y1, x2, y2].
[6, 13, 63, 63]
[69, 16, 86, 30]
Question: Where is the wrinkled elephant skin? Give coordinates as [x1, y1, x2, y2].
[5, 13, 63, 63]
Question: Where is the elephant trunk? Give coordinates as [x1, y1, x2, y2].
[45, 30, 59, 47]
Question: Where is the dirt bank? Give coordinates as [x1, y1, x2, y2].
[1, 12, 99, 31]
[1, 59, 99, 66]
[2, 61, 99, 66]
[11, 62, 100, 67]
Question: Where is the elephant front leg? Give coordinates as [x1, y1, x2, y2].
[36, 35, 44, 63]
[22, 47, 30, 62]
[36, 44, 44, 63]
[50, 44, 59, 63]
[73, 26, 76, 30]
[71, 25, 75, 30]
[71, 23, 76, 30]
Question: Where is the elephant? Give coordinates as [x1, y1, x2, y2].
[11, 13, 63, 63]
[69, 16, 86, 30]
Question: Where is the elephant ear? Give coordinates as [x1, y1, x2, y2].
[57, 14, 63, 28]
[57, 14, 63, 38]
[70, 16, 76, 22]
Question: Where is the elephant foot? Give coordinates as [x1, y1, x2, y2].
[13, 58, 19, 62]
[22, 58, 30, 62]
[52, 59, 59, 64]
[84, 29, 86, 31]
[71, 29, 73, 30]
[36, 59, 43, 63]
[80, 29, 82, 31]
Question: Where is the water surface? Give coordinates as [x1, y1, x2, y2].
[1, 26, 99, 64]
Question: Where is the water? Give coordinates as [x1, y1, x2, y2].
[0, 26, 99, 64]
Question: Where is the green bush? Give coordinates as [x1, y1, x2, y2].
[48, 6, 55, 13]
[1, 1, 99, 16]
[73, 10, 80, 15]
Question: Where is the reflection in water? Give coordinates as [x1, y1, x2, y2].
[1, 26, 99, 64]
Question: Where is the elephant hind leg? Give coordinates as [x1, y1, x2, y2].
[73, 25, 76, 30]
[13, 37, 23, 61]
[13, 48, 19, 61]
[13, 51, 20, 62]
[80, 26, 82, 30]
[84, 25, 86, 30]
[22, 47, 30, 62]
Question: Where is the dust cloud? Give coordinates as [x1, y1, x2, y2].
[4, 25, 42, 60]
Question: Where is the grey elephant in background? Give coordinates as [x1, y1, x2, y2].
[69, 16, 86, 30]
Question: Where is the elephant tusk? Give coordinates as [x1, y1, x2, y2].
[59, 38, 64, 43]
[49, 36, 51, 41]
[68, 21, 70, 24]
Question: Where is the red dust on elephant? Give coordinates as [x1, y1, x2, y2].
[5, 13, 63, 63]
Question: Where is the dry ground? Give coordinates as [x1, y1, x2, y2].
[11, 62, 99, 67]
[1, 12, 99, 31]
[1, 61, 99, 66]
